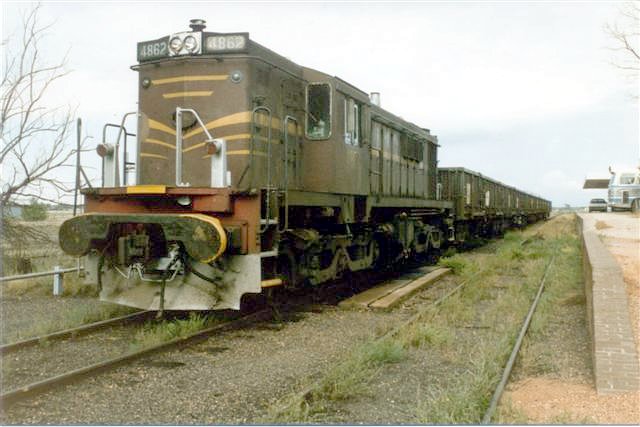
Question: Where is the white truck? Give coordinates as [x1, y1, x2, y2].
[583, 166, 640, 212]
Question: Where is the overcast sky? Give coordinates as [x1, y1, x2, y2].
[3, 1, 639, 206]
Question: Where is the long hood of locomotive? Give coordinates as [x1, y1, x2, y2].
[137, 60, 252, 188]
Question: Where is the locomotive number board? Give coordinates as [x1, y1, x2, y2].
[137, 37, 170, 62]
[138, 33, 249, 62]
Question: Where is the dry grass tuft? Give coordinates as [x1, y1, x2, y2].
[595, 220, 611, 230]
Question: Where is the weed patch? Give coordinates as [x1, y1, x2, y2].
[437, 254, 468, 275]
[266, 338, 405, 423]
[402, 323, 452, 348]
[130, 313, 216, 351]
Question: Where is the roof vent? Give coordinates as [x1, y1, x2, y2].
[370, 92, 380, 107]
[189, 19, 207, 32]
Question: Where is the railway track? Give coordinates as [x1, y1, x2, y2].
[0, 261, 445, 409]
[0, 310, 152, 354]
[0, 308, 272, 407]
[270, 224, 557, 418]
[481, 232, 562, 423]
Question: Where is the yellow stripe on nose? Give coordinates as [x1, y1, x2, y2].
[144, 138, 175, 149]
[148, 119, 177, 136]
[162, 91, 213, 99]
[140, 152, 168, 160]
[151, 75, 228, 85]
[202, 150, 267, 159]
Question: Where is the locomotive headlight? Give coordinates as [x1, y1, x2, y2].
[183, 35, 198, 52]
[176, 196, 192, 207]
[169, 36, 183, 53]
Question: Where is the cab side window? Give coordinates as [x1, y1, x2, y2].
[343, 97, 360, 146]
[306, 83, 332, 140]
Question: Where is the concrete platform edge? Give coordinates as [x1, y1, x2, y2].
[577, 213, 640, 394]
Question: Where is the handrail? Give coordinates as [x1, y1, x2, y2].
[252, 106, 273, 233]
[101, 123, 122, 187]
[280, 115, 299, 231]
[123, 131, 137, 185]
[0, 267, 83, 284]
[175, 107, 216, 187]
[100, 111, 137, 187]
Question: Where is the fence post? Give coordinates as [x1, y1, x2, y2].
[53, 266, 63, 296]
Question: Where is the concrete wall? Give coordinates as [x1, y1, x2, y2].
[577, 214, 640, 393]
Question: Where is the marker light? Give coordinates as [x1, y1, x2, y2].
[96, 143, 114, 158]
[169, 36, 183, 54]
[184, 35, 198, 52]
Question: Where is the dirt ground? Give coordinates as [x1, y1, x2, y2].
[507, 378, 639, 424]
[505, 212, 640, 424]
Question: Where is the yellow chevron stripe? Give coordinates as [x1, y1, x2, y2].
[144, 138, 175, 150]
[148, 112, 302, 140]
[184, 111, 252, 139]
[140, 152, 168, 160]
[222, 133, 252, 141]
[203, 150, 266, 159]
[152, 75, 228, 85]
[148, 119, 176, 136]
[182, 134, 273, 154]
[162, 91, 213, 99]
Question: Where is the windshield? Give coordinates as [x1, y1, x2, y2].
[619, 174, 637, 185]
[306, 83, 331, 140]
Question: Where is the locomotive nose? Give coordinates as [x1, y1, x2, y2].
[59, 213, 228, 264]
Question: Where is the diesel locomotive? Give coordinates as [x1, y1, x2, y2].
[59, 20, 550, 311]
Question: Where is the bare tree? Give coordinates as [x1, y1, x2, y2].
[605, 1, 640, 94]
[1, 4, 79, 207]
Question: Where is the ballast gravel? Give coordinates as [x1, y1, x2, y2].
[1, 306, 409, 424]
[0, 294, 119, 344]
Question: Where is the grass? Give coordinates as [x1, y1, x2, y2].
[401, 323, 452, 348]
[129, 313, 218, 351]
[495, 398, 530, 424]
[437, 254, 468, 274]
[417, 340, 511, 424]
[266, 337, 406, 423]
[548, 411, 596, 424]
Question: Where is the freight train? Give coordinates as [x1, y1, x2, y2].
[59, 20, 551, 311]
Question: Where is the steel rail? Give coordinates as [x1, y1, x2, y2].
[481, 250, 557, 424]
[0, 308, 272, 407]
[0, 311, 152, 354]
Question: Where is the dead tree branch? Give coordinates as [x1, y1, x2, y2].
[1, 4, 83, 207]
[605, 1, 640, 97]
